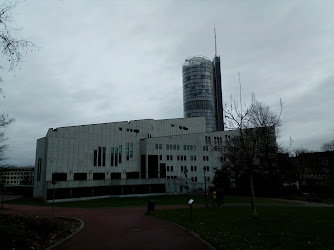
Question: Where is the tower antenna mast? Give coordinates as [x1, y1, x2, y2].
[214, 28, 217, 57]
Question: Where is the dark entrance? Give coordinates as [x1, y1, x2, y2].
[160, 163, 166, 178]
[148, 155, 158, 178]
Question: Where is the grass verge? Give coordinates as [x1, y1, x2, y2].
[151, 206, 334, 249]
[4, 194, 300, 208]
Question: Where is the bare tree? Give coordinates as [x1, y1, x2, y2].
[1, 0, 36, 72]
[223, 93, 282, 218]
[321, 139, 334, 152]
[0, 0, 35, 164]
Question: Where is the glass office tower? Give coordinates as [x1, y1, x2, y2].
[182, 56, 224, 132]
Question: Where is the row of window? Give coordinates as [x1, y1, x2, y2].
[166, 144, 180, 150]
[205, 135, 231, 145]
[164, 155, 209, 162]
[0, 172, 31, 176]
[93, 143, 134, 167]
[166, 165, 210, 172]
[183, 145, 196, 151]
[166, 176, 177, 179]
[190, 176, 211, 182]
[184, 74, 212, 81]
[1, 176, 32, 180]
[52, 172, 124, 182]
[118, 127, 140, 133]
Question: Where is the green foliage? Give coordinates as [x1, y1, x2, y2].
[152, 207, 334, 249]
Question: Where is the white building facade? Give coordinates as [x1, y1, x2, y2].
[34, 117, 238, 201]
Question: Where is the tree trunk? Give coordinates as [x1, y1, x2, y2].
[249, 170, 257, 218]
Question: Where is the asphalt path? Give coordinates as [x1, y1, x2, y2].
[4, 204, 213, 250]
[4, 199, 334, 250]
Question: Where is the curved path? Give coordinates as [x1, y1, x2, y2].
[4, 204, 213, 250]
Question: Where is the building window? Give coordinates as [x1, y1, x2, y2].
[37, 158, 42, 181]
[191, 166, 193, 171]
[111, 147, 114, 166]
[52, 173, 67, 182]
[119, 127, 122, 131]
[155, 144, 158, 149]
[167, 166, 169, 171]
[93, 150, 97, 166]
[177, 145, 180, 150]
[126, 143, 129, 160]
[184, 156, 187, 161]
[167, 155, 169, 161]
[166, 144, 169, 150]
[103, 147, 106, 166]
[159, 155, 162, 161]
[119, 145, 122, 163]
[159, 144, 162, 149]
[74, 173, 87, 181]
[93, 173, 105, 180]
[130, 143, 133, 158]
[181, 166, 183, 172]
[115, 147, 118, 166]
[98, 147, 102, 166]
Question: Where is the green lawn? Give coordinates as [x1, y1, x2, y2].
[152, 206, 334, 249]
[4, 194, 299, 208]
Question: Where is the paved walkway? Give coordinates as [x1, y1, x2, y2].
[4, 199, 334, 250]
[4, 204, 213, 250]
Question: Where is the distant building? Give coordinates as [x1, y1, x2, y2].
[182, 55, 223, 132]
[0, 166, 34, 185]
[291, 151, 334, 194]
[34, 117, 238, 201]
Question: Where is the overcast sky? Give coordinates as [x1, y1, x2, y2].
[1, 0, 334, 166]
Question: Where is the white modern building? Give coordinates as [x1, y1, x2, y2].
[33, 117, 238, 201]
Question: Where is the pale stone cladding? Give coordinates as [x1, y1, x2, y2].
[33, 116, 238, 201]
[140, 129, 239, 193]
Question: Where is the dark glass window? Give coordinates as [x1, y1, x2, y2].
[74, 173, 87, 181]
[94, 150, 97, 166]
[119, 145, 122, 163]
[37, 158, 42, 181]
[130, 143, 133, 158]
[102, 147, 106, 166]
[52, 173, 67, 181]
[115, 148, 118, 166]
[126, 143, 129, 160]
[98, 147, 101, 166]
[111, 147, 114, 166]
[93, 173, 105, 180]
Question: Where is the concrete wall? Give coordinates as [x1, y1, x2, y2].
[33, 117, 240, 200]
